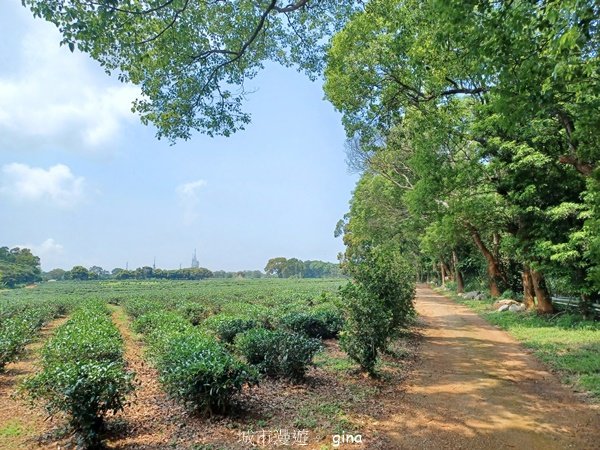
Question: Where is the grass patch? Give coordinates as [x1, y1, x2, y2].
[437, 287, 600, 400]
[0, 420, 26, 438]
[313, 352, 357, 373]
[293, 401, 355, 435]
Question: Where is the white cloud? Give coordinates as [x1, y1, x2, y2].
[37, 238, 64, 255]
[1, 162, 85, 208]
[0, 20, 138, 150]
[15, 238, 65, 270]
[17, 238, 64, 256]
[177, 179, 207, 225]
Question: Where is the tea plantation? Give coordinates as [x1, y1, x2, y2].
[2, 278, 414, 449]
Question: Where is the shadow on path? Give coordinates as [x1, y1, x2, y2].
[374, 286, 600, 449]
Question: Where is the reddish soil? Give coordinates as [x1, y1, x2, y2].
[374, 286, 600, 449]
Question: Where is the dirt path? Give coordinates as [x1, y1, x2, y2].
[0, 316, 69, 450]
[376, 286, 600, 449]
[107, 306, 188, 449]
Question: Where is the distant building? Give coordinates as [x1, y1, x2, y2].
[191, 249, 199, 269]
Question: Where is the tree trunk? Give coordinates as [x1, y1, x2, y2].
[580, 294, 594, 320]
[452, 250, 464, 293]
[521, 267, 535, 310]
[465, 223, 506, 297]
[530, 269, 554, 313]
[440, 261, 446, 287]
[442, 261, 452, 282]
[492, 232, 500, 261]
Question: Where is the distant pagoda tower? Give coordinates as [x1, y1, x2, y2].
[191, 249, 199, 268]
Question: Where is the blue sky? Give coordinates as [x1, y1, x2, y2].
[0, 1, 357, 271]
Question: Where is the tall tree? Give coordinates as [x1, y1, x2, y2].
[264, 257, 288, 278]
[0, 247, 42, 287]
[325, 0, 599, 311]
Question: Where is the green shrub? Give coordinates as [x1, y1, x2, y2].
[51, 300, 70, 317]
[132, 311, 190, 336]
[24, 360, 134, 448]
[23, 301, 134, 448]
[279, 309, 344, 339]
[0, 317, 36, 370]
[154, 331, 258, 413]
[123, 298, 163, 319]
[214, 317, 260, 344]
[341, 244, 415, 376]
[235, 329, 322, 381]
[176, 301, 208, 325]
[500, 289, 516, 300]
[444, 281, 457, 291]
[0, 297, 75, 371]
[42, 307, 123, 365]
[339, 283, 393, 375]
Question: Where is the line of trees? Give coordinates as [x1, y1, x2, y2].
[44, 266, 214, 281]
[325, 0, 599, 316]
[264, 258, 343, 278]
[41, 259, 342, 282]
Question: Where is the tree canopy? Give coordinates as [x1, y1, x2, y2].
[22, 0, 358, 140]
[264, 257, 342, 278]
[0, 247, 42, 288]
[327, 0, 599, 314]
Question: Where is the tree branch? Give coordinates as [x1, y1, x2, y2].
[558, 155, 594, 176]
[273, 0, 309, 13]
[135, 0, 190, 45]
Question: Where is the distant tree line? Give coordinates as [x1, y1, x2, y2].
[0, 247, 42, 288]
[264, 258, 343, 278]
[40, 258, 342, 283]
[44, 266, 214, 281]
[212, 270, 264, 279]
[43, 266, 261, 281]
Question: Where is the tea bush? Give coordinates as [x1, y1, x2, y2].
[42, 304, 123, 365]
[0, 299, 72, 371]
[132, 310, 190, 336]
[176, 301, 208, 325]
[279, 309, 344, 339]
[129, 308, 257, 414]
[23, 301, 134, 448]
[235, 328, 322, 381]
[25, 360, 134, 448]
[213, 317, 260, 344]
[152, 330, 258, 413]
[0, 316, 37, 370]
[123, 297, 163, 319]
